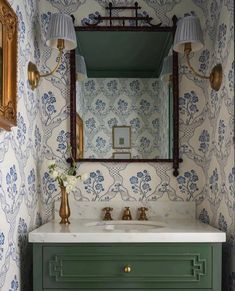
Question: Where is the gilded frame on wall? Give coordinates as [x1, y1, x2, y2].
[0, 0, 17, 131]
[76, 113, 84, 158]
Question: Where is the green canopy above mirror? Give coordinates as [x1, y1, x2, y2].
[76, 30, 172, 78]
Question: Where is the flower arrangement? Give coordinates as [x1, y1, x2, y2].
[48, 148, 88, 193]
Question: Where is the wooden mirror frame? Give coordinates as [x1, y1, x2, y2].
[70, 15, 181, 176]
[0, 0, 17, 131]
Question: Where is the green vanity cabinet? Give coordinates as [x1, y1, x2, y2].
[33, 243, 222, 291]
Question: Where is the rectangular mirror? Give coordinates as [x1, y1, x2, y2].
[70, 12, 180, 175]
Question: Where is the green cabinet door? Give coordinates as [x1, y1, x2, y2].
[33, 243, 222, 290]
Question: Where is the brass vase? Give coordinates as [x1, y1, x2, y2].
[59, 185, 70, 224]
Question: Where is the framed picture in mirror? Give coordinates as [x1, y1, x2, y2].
[112, 126, 131, 149]
[0, 0, 17, 131]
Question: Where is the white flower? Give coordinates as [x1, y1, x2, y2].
[81, 173, 89, 181]
[51, 170, 59, 179]
[66, 185, 73, 193]
[67, 175, 77, 186]
[63, 181, 68, 187]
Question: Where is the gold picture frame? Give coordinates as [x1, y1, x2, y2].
[0, 0, 17, 131]
[76, 113, 84, 158]
[112, 126, 131, 149]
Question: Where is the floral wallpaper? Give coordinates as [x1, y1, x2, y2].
[0, 0, 41, 290]
[0, 0, 233, 291]
[76, 78, 170, 159]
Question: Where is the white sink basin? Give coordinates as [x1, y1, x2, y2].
[85, 220, 166, 231]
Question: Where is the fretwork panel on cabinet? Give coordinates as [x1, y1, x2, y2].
[32, 243, 222, 291]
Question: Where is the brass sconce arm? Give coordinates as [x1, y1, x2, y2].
[184, 43, 222, 91]
[28, 39, 65, 90]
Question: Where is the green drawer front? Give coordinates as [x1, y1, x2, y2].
[43, 244, 212, 289]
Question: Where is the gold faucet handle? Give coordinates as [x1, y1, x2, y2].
[138, 207, 148, 220]
[102, 207, 113, 220]
[122, 207, 132, 220]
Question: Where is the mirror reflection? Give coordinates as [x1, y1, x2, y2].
[75, 31, 173, 160]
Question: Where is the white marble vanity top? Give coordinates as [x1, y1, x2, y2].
[29, 218, 226, 243]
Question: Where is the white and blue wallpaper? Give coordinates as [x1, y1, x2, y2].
[0, 0, 234, 290]
[76, 78, 170, 159]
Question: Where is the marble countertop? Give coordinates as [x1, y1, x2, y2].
[28, 218, 226, 243]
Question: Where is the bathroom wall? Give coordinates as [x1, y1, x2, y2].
[76, 78, 169, 159]
[0, 0, 233, 290]
[0, 0, 42, 290]
[37, 0, 234, 289]
[195, 1, 234, 289]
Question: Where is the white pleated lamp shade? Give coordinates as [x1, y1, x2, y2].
[160, 55, 173, 82]
[173, 15, 204, 53]
[46, 13, 77, 50]
[76, 54, 87, 81]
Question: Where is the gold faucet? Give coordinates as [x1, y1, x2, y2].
[138, 207, 148, 220]
[122, 207, 132, 220]
[102, 207, 113, 220]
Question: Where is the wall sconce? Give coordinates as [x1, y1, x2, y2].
[28, 13, 77, 90]
[160, 55, 173, 83]
[173, 15, 222, 91]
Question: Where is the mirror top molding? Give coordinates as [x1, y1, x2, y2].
[74, 2, 177, 31]
[70, 3, 181, 176]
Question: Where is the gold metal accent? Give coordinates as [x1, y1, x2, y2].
[209, 64, 223, 92]
[76, 113, 84, 159]
[102, 207, 113, 220]
[28, 62, 40, 91]
[0, 0, 17, 131]
[184, 42, 222, 92]
[123, 265, 132, 273]
[59, 185, 70, 224]
[28, 39, 65, 90]
[138, 207, 148, 220]
[122, 207, 132, 220]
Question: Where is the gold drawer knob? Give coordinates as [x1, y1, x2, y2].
[123, 265, 132, 273]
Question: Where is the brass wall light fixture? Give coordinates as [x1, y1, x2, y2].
[28, 13, 77, 90]
[173, 15, 222, 91]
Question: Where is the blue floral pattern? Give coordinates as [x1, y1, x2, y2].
[84, 170, 105, 201]
[6, 165, 18, 207]
[198, 49, 210, 73]
[177, 170, 199, 200]
[179, 91, 199, 124]
[199, 208, 210, 224]
[41, 91, 57, 123]
[198, 130, 210, 155]
[8, 275, 19, 291]
[130, 170, 152, 201]
[0, 231, 4, 261]
[228, 167, 235, 198]
[218, 213, 227, 232]
[16, 114, 26, 145]
[209, 168, 219, 199]
[56, 130, 70, 155]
